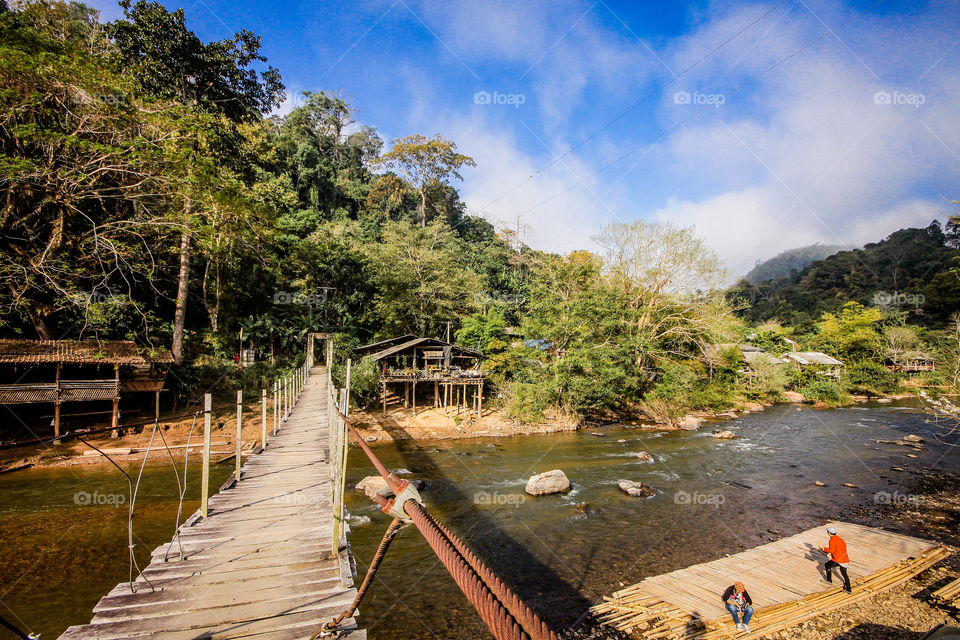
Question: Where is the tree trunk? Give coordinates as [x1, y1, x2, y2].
[172, 230, 191, 364]
[420, 188, 427, 228]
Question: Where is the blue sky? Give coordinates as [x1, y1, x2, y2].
[88, 0, 960, 278]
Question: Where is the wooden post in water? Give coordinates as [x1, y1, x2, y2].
[261, 388, 267, 450]
[478, 381, 483, 418]
[110, 363, 120, 438]
[235, 390, 242, 482]
[201, 394, 211, 517]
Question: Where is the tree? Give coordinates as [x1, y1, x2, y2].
[814, 302, 883, 362]
[365, 220, 481, 336]
[0, 1, 177, 339]
[107, 0, 283, 362]
[373, 134, 475, 227]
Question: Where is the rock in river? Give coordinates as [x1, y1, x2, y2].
[634, 451, 654, 461]
[525, 470, 571, 495]
[356, 475, 392, 498]
[712, 430, 737, 439]
[677, 415, 703, 431]
[618, 479, 656, 497]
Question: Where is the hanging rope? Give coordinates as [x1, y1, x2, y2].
[0, 613, 36, 640]
[75, 435, 154, 593]
[312, 517, 406, 639]
[164, 411, 200, 562]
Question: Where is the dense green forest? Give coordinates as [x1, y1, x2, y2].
[731, 221, 960, 327]
[2, 1, 959, 425]
[742, 243, 851, 284]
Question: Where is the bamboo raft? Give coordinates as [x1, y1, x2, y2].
[591, 522, 949, 639]
[931, 576, 960, 611]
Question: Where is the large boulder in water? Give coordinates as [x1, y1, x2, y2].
[677, 415, 703, 431]
[618, 479, 656, 497]
[525, 470, 571, 496]
[355, 475, 393, 498]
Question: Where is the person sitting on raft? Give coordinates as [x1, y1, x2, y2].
[721, 581, 753, 633]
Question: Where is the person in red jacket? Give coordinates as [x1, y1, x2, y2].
[821, 526, 852, 592]
[721, 581, 753, 633]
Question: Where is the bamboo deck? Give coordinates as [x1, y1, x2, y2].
[592, 521, 948, 639]
[932, 576, 960, 611]
[59, 367, 365, 640]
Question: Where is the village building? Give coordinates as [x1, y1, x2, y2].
[355, 336, 485, 416]
[0, 339, 172, 439]
[781, 351, 845, 378]
[885, 351, 936, 373]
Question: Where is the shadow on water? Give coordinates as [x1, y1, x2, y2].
[377, 414, 594, 634]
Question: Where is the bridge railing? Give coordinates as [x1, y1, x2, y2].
[328, 362, 350, 558]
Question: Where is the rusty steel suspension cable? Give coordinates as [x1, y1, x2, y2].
[325, 406, 558, 640]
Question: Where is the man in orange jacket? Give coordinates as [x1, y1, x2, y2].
[821, 526, 852, 592]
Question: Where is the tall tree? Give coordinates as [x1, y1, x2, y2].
[373, 134, 475, 227]
[107, 0, 283, 362]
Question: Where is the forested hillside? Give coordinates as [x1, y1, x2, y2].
[743, 244, 851, 284]
[0, 1, 524, 363]
[730, 221, 960, 328]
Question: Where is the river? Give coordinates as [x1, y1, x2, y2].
[0, 399, 956, 639]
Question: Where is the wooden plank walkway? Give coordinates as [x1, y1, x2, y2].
[60, 366, 365, 640]
[593, 521, 949, 639]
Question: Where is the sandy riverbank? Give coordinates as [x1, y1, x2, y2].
[0, 401, 275, 472]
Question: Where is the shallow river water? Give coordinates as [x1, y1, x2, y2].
[0, 399, 956, 639]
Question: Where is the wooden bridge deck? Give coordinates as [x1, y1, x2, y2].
[593, 521, 948, 639]
[60, 366, 364, 640]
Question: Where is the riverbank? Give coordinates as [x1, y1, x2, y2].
[0, 402, 273, 472]
[0, 389, 930, 469]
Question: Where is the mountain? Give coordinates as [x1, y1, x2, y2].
[743, 244, 852, 284]
[730, 220, 960, 326]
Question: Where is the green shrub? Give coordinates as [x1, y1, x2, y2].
[799, 378, 850, 407]
[842, 361, 900, 397]
[504, 382, 549, 424]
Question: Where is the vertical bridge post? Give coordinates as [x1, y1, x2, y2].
[261, 388, 267, 450]
[235, 389, 243, 482]
[201, 393, 211, 517]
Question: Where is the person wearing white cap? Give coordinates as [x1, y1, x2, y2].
[821, 526, 851, 592]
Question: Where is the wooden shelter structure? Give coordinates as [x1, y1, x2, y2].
[0, 339, 172, 438]
[886, 351, 936, 373]
[782, 351, 844, 378]
[355, 336, 485, 417]
[704, 344, 784, 375]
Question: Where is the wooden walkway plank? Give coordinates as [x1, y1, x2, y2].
[59, 366, 365, 639]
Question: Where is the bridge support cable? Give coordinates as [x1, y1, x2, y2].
[320, 407, 558, 640]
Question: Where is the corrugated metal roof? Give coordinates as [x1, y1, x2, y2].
[783, 351, 844, 366]
[0, 340, 173, 365]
